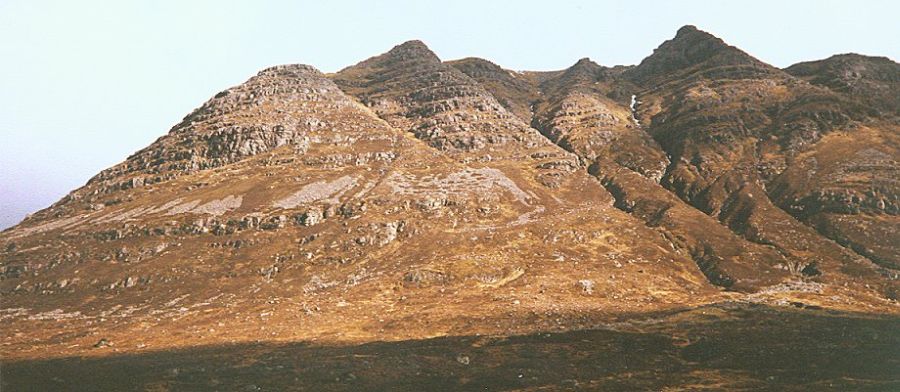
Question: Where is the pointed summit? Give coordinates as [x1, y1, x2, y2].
[626, 25, 777, 86]
[332, 39, 555, 155]
[331, 39, 444, 98]
[670, 24, 731, 50]
[337, 40, 440, 76]
[88, 63, 367, 187]
[537, 57, 608, 97]
[675, 24, 700, 36]
[574, 57, 596, 66]
[561, 57, 603, 81]
[332, 38, 457, 102]
[383, 39, 441, 63]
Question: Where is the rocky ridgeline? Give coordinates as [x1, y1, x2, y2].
[451, 57, 670, 184]
[83, 65, 396, 195]
[620, 27, 898, 270]
[333, 41, 570, 160]
[624, 25, 779, 87]
[446, 57, 540, 122]
[787, 53, 900, 116]
[451, 28, 898, 281]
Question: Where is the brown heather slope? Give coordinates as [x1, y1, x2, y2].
[1, 26, 898, 390]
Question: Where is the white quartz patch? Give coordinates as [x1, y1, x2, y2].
[387, 167, 531, 205]
[274, 175, 358, 209]
[190, 195, 243, 216]
[164, 195, 243, 216]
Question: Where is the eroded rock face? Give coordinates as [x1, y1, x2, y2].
[460, 27, 898, 289]
[624, 25, 779, 87]
[787, 53, 900, 116]
[332, 42, 560, 158]
[83, 65, 378, 197]
[530, 59, 670, 183]
[446, 57, 540, 122]
[1, 27, 898, 365]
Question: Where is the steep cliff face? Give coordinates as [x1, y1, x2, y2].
[1, 27, 897, 371]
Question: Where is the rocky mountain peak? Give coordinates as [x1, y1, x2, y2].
[573, 57, 596, 66]
[675, 24, 700, 36]
[385, 39, 441, 63]
[332, 41, 563, 160]
[329, 40, 443, 99]
[785, 53, 900, 87]
[546, 57, 604, 90]
[446, 57, 506, 74]
[668, 24, 734, 54]
[77, 61, 389, 205]
[347, 39, 441, 71]
[626, 25, 776, 86]
[568, 57, 602, 76]
[786, 53, 900, 80]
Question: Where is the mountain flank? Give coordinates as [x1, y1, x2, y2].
[2, 25, 898, 390]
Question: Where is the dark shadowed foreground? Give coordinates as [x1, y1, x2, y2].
[3, 303, 898, 391]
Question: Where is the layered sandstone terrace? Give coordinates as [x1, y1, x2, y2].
[2, 25, 898, 390]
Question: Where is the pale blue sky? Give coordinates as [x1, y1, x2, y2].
[1, 0, 898, 229]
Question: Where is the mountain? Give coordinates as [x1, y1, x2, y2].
[625, 25, 780, 87]
[2, 26, 898, 390]
[786, 53, 900, 116]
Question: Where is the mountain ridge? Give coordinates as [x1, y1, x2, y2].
[2, 26, 897, 384]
